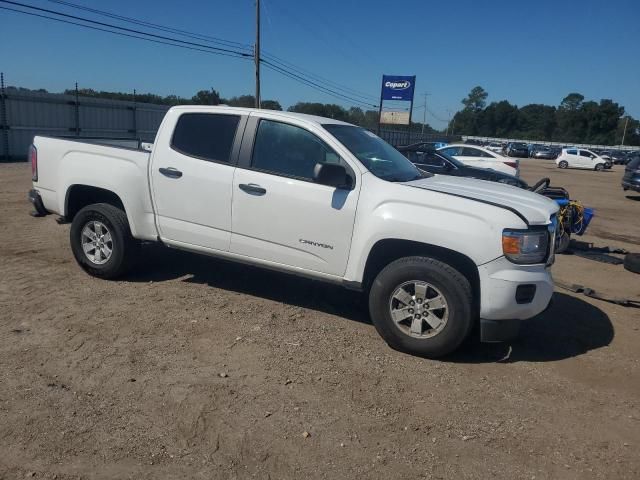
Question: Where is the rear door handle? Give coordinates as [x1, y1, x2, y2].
[159, 167, 183, 179]
[239, 183, 267, 196]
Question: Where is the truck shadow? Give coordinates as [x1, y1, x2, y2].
[128, 245, 370, 324]
[448, 292, 614, 363]
[128, 246, 614, 362]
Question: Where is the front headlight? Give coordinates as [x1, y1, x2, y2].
[502, 228, 549, 264]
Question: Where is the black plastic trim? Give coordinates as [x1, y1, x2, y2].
[28, 189, 48, 216]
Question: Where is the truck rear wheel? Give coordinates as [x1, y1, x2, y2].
[368, 256, 474, 358]
[70, 203, 138, 279]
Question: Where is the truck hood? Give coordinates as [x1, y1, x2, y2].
[403, 175, 559, 226]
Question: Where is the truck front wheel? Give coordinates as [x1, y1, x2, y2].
[70, 203, 138, 279]
[369, 256, 474, 358]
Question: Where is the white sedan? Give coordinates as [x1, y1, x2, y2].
[437, 144, 519, 176]
[556, 148, 608, 171]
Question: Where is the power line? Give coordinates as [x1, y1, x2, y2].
[261, 52, 378, 103]
[0, 5, 251, 60]
[261, 59, 377, 109]
[0, 1, 253, 58]
[43, 0, 379, 104]
[1, 0, 379, 109]
[44, 0, 254, 51]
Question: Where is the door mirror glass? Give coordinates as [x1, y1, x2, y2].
[313, 162, 352, 189]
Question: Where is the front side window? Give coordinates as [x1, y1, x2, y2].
[579, 150, 594, 158]
[171, 113, 240, 162]
[252, 119, 342, 180]
[421, 152, 446, 167]
[323, 124, 423, 182]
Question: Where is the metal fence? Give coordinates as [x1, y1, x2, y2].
[378, 129, 460, 147]
[0, 81, 169, 161]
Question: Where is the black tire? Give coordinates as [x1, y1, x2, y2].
[70, 203, 138, 279]
[624, 253, 640, 274]
[368, 256, 474, 358]
[595, 163, 604, 171]
[559, 160, 568, 169]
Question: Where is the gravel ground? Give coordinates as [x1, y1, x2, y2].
[1, 160, 639, 480]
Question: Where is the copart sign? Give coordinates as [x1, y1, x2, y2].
[381, 75, 416, 101]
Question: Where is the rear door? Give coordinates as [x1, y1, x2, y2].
[230, 115, 359, 276]
[564, 149, 579, 167]
[150, 111, 246, 250]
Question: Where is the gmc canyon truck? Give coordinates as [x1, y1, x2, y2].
[28, 106, 558, 357]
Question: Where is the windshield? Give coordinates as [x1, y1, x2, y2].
[323, 124, 424, 182]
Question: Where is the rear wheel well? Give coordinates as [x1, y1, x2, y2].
[363, 239, 480, 312]
[65, 185, 125, 221]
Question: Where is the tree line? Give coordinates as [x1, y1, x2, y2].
[451, 86, 639, 146]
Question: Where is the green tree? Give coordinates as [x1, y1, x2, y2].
[462, 86, 488, 112]
[191, 89, 222, 105]
[260, 100, 282, 111]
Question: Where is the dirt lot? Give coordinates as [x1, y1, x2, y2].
[1, 160, 639, 479]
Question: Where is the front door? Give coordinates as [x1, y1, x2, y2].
[150, 112, 244, 251]
[230, 118, 359, 276]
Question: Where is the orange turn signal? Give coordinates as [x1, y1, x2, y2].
[502, 235, 521, 255]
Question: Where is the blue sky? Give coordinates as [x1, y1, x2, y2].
[1, 0, 639, 129]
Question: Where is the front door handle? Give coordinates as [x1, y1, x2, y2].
[239, 183, 267, 196]
[159, 167, 183, 179]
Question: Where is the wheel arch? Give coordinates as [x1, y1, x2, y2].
[362, 239, 480, 313]
[64, 184, 126, 221]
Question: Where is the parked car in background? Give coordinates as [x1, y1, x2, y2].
[437, 144, 519, 176]
[622, 155, 640, 193]
[611, 151, 628, 165]
[505, 142, 529, 158]
[486, 142, 505, 154]
[397, 144, 527, 188]
[532, 148, 557, 159]
[556, 148, 609, 171]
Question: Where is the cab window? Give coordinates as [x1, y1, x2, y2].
[252, 119, 344, 181]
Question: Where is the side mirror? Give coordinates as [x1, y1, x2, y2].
[313, 162, 352, 189]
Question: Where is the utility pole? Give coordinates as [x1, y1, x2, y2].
[446, 109, 455, 136]
[621, 116, 629, 146]
[254, 0, 261, 108]
[421, 92, 430, 135]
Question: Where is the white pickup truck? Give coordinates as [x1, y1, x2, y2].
[28, 106, 558, 357]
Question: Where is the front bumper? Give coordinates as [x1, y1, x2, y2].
[621, 179, 640, 192]
[478, 256, 554, 321]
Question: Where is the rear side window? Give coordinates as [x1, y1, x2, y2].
[171, 113, 240, 163]
[440, 146, 460, 156]
[566, 149, 577, 155]
[251, 119, 341, 180]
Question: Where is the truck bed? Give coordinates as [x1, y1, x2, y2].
[31, 135, 156, 239]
